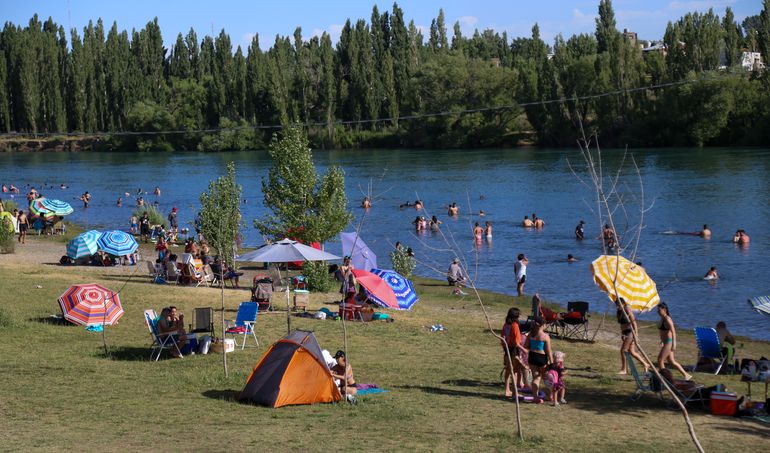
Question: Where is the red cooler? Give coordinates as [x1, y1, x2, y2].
[710, 391, 737, 416]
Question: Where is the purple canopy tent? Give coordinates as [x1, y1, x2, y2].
[340, 232, 377, 271]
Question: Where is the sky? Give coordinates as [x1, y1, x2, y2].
[2, 0, 762, 50]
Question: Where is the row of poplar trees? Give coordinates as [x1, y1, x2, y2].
[1, 0, 769, 149]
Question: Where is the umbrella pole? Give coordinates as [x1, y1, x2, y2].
[286, 286, 291, 335]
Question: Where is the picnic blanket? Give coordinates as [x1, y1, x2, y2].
[356, 383, 388, 396]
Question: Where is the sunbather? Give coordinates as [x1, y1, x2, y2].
[330, 350, 357, 397]
[157, 307, 187, 357]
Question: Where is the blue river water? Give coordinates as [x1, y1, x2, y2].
[1, 147, 769, 340]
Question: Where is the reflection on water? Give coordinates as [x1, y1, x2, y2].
[1, 147, 769, 340]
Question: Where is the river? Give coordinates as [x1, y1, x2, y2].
[1, 147, 768, 340]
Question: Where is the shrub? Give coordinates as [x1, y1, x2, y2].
[302, 261, 335, 292]
[0, 306, 16, 327]
[0, 214, 15, 254]
[132, 205, 166, 228]
[390, 248, 416, 278]
[3, 199, 19, 212]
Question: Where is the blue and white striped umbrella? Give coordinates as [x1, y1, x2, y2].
[748, 296, 770, 318]
[97, 230, 138, 256]
[67, 230, 102, 259]
[368, 268, 419, 310]
[40, 199, 74, 216]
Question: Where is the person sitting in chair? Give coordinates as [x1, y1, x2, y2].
[157, 306, 187, 358]
[210, 257, 243, 287]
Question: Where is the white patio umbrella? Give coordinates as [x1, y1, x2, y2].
[236, 238, 342, 333]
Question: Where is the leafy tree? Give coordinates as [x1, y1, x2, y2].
[759, 0, 770, 66]
[722, 8, 742, 67]
[198, 161, 242, 377]
[255, 126, 352, 244]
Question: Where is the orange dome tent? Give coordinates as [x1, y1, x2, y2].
[238, 330, 341, 408]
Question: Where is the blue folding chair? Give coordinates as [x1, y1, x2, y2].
[694, 327, 727, 375]
[225, 302, 259, 350]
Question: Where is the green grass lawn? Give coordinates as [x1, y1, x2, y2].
[1, 235, 769, 452]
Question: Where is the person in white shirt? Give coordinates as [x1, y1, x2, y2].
[514, 253, 528, 296]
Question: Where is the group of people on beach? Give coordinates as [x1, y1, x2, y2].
[499, 290, 736, 405]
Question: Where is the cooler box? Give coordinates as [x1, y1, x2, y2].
[293, 289, 309, 311]
[710, 391, 737, 416]
[211, 338, 235, 354]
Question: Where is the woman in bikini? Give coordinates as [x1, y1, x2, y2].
[616, 298, 647, 375]
[473, 222, 483, 242]
[524, 317, 552, 403]
[656, 302, 691, 380]
[484, 221, 492, 238]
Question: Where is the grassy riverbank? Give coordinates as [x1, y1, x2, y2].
[1, 235, 769, 452]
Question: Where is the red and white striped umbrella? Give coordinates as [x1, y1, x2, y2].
[57, 284, 124, 326]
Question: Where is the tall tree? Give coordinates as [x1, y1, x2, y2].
[722, 7, 742, 67]
[758, 0, 770, 65]
[255, 126, 352, 244]
[199, 161, 242, 378]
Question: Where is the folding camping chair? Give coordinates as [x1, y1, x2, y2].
[251, 275, 275, 311]
[144, 309, 183, 361]
[188, 307, 214, 336]
[560, 301, 590, 340]
[147, 261, 160, 280]
[694, 327, 728, 375]
[201, 264, 216, 287]
[627, 352, 663, 402]
[225, 302, 259, 350]
[537, 306, 561, 337]
[165, 262, 181, 285]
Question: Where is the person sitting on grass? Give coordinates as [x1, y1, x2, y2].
[157, 306, 187, 358]
[330, 350, 357, 399]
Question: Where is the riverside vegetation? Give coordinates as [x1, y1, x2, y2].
[1, 0, 770, 151]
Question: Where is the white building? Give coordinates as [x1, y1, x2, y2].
[741, 52, 765, 71]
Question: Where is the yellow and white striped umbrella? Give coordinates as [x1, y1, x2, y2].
[591, 255, 660, 312]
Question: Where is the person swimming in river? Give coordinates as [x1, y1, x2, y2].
[602, 224, 617, 249]
[484, 221, 492, 238]
[473, 222, 483, 242]
[414, 200, 423, 210]
[704, 267, 718, 280]
[448, 203, 459, 216]
[522, 215, 534, 227]
[429, 216, 441, 231]
[567, 254, 578, 262]
[533, 214, 545, 229]
[361, 197, 371, 209]
[699, 224, 711, 238]
[733, 229, 750, 245]
[399, 201, 413, 209]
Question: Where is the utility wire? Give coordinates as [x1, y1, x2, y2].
[0, 74, 728, 139]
